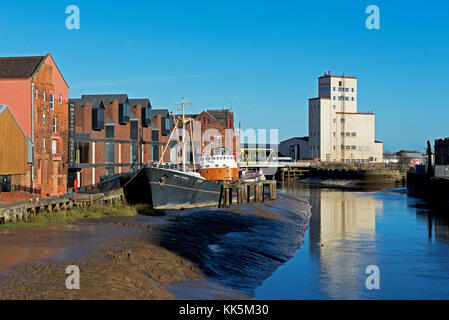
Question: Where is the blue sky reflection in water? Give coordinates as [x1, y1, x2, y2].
[255, 184, 449, 300]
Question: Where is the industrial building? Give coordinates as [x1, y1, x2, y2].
[281, 73, 383, 163]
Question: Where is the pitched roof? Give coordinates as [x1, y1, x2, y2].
[129, 98, 151, 109]
[0, 56, 46, 79]
[207, 109, 233, 128]
[280, 136, 309, 144]
[152, 109, 170, 117]
[81, 94, 129, 106]
[69, 98, 84, 107]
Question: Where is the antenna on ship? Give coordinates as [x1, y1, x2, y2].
[176, 97, 192, 172]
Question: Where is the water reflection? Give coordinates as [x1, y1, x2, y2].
[279, 183, 383, 299]
[257, 181, 449, 299]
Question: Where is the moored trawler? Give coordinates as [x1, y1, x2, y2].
[122, 166, 222, 209]
[122, 97, 222, 209]
[198, 149, 240, 181]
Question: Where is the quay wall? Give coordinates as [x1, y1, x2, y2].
[304, 167, 406, 183]
[407, 172, 449, 208]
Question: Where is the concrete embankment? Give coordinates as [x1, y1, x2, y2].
[0, 193, 311, 300]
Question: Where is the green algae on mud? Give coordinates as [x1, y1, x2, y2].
[0, 203, 163, 228]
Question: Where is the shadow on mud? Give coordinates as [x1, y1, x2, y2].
[154, 199, 310, 296]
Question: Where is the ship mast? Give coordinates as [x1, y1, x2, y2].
[176, 97, 192, 172]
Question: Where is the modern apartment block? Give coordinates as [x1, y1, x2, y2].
[308, 73, 383, 163]
[0, 54, 69, 196]
[68, 94, 172, 188]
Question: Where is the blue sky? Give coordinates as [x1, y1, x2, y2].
[0, 0, 448, 151]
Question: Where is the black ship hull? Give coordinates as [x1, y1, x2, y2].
[123, 167, 222, 209]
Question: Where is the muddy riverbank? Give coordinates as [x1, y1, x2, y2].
[0, 194, 311, 300]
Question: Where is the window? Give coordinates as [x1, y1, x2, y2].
[346, 132, 351, 136]
[351, 132, 356, 136]
[76, 142, 89, 163]
[43, 113, 46, 124]
[43, 138, 46, 150]
[52, 117, 57, 133]
[333, 87, 336, 91]
[119, 103, 130, 124]
[50, 94, 54, 110]
[161, 116, 171, 136]
[152, 145, 159, 161]
[106, 125, 114, 139]
[106, 167, 115, 176]
[59, 95, 62, 104]
[339, 81, 342, 86]
[130, 121, 138, 140]
[341, 132, 345, 136]
[152, 130, 159, 142]
[346, 145, 350, 150]
[43, 91, 46, 101]
[106, 142, 114, 164]
[35, 89, 38, 99]
[352, 88, 354, 92]
[333, 105, 336, 110]
[92, 107, 105, 130]
[333, 118, 336, 123]
[52, 140, 57, 154]
[130, 143, 139, 163]
[141, 107, 151, 127]
[351, 97, 354, 101]
[333, 96, 336, 100]
[351, 146, 356, 150]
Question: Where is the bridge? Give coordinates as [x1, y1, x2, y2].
[238, 147, 312, 177]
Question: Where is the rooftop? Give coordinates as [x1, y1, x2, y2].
[280, 136, 309, 143]
[0, 55, 46, 79]
[319, 72, 357, 80]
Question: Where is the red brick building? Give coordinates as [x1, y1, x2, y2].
[0, 54, 69, 196]
[172, 109, 239, 164]
[68, 94, 172, 188]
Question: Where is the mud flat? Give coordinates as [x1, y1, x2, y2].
[0, 194, 311, 300]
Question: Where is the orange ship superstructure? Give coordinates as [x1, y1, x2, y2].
[198, 149, 239, 181]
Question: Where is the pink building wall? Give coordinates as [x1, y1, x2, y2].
[0, 78, 32, 137]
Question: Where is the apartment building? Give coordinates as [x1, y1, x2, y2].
[0, 54, 69, 196]
[68, 94, 172, 188]
[308, 73, 383, 163]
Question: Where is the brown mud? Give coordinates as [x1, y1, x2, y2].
[0, 194, 310, 300]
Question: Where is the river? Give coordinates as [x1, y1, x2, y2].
[255, 181, 449, 300]
[1, 181, 449, 300]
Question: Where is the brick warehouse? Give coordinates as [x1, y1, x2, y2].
[187, 109, 238, 156]
[0, 54, 69, 196]
[167, 108, 239, 165]
[68, 94, 172, 188]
